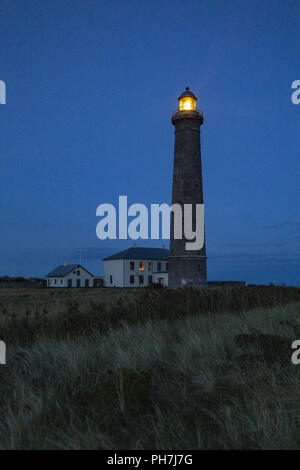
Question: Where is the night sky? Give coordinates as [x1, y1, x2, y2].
[1, 0, 299, 285]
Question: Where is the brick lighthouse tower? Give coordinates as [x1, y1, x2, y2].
[168, 87, 207, 288]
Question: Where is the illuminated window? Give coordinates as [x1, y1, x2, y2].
[130, 261, 135, 270]
[139, 262, 144, 271]
[148, 262, 152, 271]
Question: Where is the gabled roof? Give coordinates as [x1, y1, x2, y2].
[46, 264, 94, 277]
[103, 247, 170, 261]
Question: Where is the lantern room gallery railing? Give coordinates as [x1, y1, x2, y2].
[172, 109, 204, 120]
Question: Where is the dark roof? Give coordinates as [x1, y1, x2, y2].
[178, 86, 197, 101]
[103, 247, 170, 261]
[46, 264, 94, 277]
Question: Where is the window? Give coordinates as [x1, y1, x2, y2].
[148, 275, 153, 284]
[130, 261, 135, 271]
[166, 262, 169, 272]
[110, 275, 113, 284]
[61, 279, 63, 285]
[139, 261, 144, 271]
[85, 279, 89, 287]
[76, 279, 81, 288]
[68, 279, 72, 288]
[77, 270, 80, 276]
[55, 279, 57, 284]
[157, 262, 161, 272]
[148, 262, 152, 271]
[130, 275, 135, 284]
[139, 275, 144, 284]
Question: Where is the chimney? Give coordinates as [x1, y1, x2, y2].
[64, 260, 68, 266]
[132, 243, 137, 248]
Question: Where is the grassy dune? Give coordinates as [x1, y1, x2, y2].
[0, 286, 300, 449]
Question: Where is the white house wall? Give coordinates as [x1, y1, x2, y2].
[104, 259, 169, 287]
[48, 266, 94, 288]
[104, 259, 125, 287]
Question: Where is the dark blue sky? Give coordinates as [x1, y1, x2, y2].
[1, 0, 299, 284]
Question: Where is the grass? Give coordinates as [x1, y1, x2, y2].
[0, 286, 300, 449]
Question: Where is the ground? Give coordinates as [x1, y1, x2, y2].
[0, 286, 300, 449]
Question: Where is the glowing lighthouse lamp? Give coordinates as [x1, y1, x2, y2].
[178, 86, 197, 111]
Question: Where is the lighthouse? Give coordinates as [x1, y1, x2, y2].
[168, 87, 207, 288]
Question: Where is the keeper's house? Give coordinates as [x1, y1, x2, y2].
[46, 264, 94, 288]
[103, 246, 169, 288]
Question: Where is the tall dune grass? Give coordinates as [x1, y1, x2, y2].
[0, 287, 300, 449]
[1, 286, 300, 346]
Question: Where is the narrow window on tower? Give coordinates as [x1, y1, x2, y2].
[130, 261, 135, 270]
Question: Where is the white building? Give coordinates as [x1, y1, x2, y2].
[46, 264, 95, 288]
[103, 246, 169, 288]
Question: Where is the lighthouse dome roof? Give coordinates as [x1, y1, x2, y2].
[178, 86, 197, 101]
